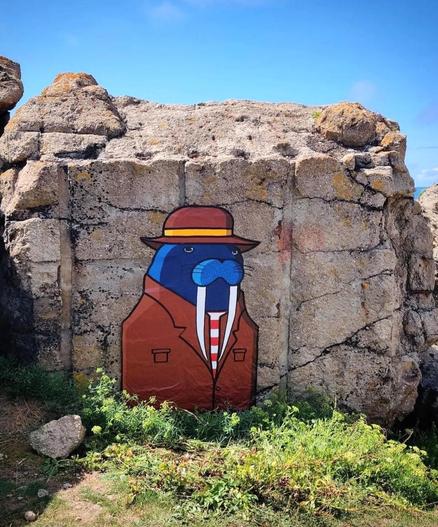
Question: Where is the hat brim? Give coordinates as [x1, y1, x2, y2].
[140, 235, 259, 253]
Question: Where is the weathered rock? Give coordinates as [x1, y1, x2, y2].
[24, 510, 37, 522]
[29, 415, 85, 459]
[0, 131, 40, 163]
[420, 184, 438, 276]
[40, 132, 107, 160]
[418, 345, 438, 419]
[1, 59, 437, 426]
[295, 154, 363, 202]
[4, 72, 125, 140]
[316, 102, 395, 148]
[41, 72, 98, 96]
[408, 187, 438, 423]
[0, 56, 23, 113]
[5, 161, 60, 212]
[289, 347, 421, 425]
[380, 131, 407, 158]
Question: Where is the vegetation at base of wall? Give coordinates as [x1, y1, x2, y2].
[2, 358, 438, 525]
[0, 356, 80, 412]
[80, 369, 334, 448]
[411, 425, 438, 470]
[77, 371, 438, 519]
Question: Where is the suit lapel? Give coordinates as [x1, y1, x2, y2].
[144, 276, 211, 370]
[144, 276, 245, 377]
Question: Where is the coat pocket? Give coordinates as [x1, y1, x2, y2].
[232, 348, 246, 362]
[152, 348, 171, 363]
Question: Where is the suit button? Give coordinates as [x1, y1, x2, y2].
[215, 386, 221, 391]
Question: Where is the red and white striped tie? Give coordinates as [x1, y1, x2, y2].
[207, 312, 225, 377]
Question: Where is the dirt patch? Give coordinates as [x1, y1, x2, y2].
[0, 394, 46, 438]
[0, 391, 83, 527]
[49, 473, 109, 524]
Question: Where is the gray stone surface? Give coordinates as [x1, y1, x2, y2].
[420, 184, 438, 271]
[1, 60, 437, 425]
[415, 186, 438, 422]
[0, 56, 23, 113]
[316, 102, 398, 148]
[6, 73, 125, 138]
[29, 415, 86, 459]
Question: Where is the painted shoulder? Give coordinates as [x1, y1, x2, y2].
[122, 292, 175, 329]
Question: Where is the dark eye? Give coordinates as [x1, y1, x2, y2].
[231, 248, 239, 256]
[184, 247, 194, 253]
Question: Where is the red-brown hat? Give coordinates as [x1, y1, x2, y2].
[141, 206, 259, 253]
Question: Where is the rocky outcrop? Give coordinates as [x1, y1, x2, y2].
[0, 59, 437, 426]
[29, 415, 86, 458]
[417, 185, 438, 422]
[316, 102, 402, 149]
[0, 56, 23, 135]
[420, 184, 438, 290]
[0, 57, 25, 356]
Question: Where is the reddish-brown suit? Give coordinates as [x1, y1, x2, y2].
[122, 276, 258, 410]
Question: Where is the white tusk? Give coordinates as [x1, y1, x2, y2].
[220, 285, 238, 359]
[196, 286, 208, 361]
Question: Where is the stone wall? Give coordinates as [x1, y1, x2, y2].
[418, 185, 438, 422]
[0, 56, 26, 356]
[1, 65, 437, 425]
[420, 184, 438, 295]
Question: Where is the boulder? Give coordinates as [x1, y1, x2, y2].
[418, 185, 438, 422]
[0, 56, 23, 113]
[5, 71, 125, 139]
[29, 415, 86, 459]
[420, 184, 438, 273]
[1, 57, 437, 426]
[0, 56, 23, 135]
[316, 102, 397, 148]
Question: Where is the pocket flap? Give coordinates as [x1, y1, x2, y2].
[232, 348, 246, 361]
[152, 348, 170, 363]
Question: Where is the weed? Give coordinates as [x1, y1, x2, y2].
[76, 373, 438, 519]
[411, 424, 438, 470]
[3, 363, 438, 525]
[0, 356, 80, 413]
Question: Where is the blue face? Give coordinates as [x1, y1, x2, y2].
[147, 244, 245, 311]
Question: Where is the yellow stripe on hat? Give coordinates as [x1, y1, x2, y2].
[164, 228, 232, 237]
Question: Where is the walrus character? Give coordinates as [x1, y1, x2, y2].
[122, 205, 259, 410]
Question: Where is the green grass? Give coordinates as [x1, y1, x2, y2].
[76, 371, 438, 522]
[0, 356, 80, 413]
[2, 358, 438, 526]
[0, 479, 15, 496]
[412, 425, 438, 469]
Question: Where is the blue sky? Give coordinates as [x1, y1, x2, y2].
[1, 0, 437, 186]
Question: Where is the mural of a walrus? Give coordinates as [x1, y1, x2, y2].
[122, 205, 259, 410]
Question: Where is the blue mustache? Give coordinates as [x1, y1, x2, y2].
[192, 259, 243, 286]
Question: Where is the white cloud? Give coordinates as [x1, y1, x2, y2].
[143, 0, 272, 22]
[62, 33, 80, 48]
[349, 80, 377, 104]
[147, 1, 186, 21]
[184, 0, 269, 6]
[416, 167, 438, 186]
[417, 103, 438, 125]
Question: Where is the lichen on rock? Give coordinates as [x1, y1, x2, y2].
[316, 101, 399, 148]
